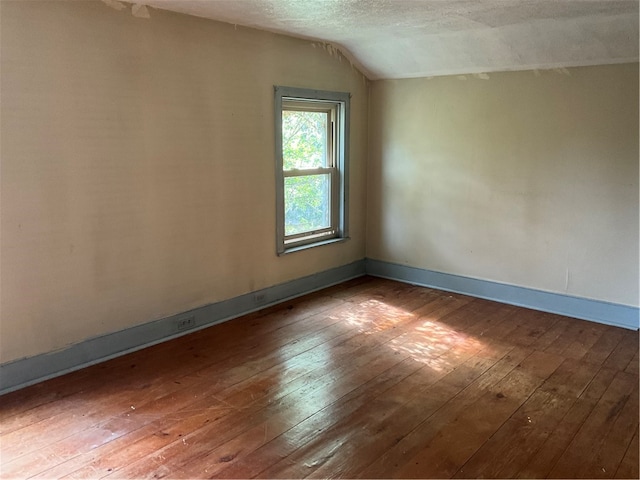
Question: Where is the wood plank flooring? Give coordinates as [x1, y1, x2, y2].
[1, 276, 638, 479]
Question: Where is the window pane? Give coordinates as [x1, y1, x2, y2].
[284, 174, 331, 236]
[282, 110, 327, 170]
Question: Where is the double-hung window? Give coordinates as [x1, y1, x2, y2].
[275, 87, 350, 254]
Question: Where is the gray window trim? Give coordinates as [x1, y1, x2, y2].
[275, 86, 350, 255]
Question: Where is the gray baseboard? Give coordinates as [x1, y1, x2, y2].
[3, 257, 637, 395]
[365, 259, 639, 331]
[0, 260, 366, 395]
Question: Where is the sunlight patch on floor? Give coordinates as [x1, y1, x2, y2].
[390, 318, 485, 371]
[342, 299, 416, 334]
[332, 298, 488, 372]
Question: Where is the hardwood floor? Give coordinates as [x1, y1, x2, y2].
[1, 276, 638, 479]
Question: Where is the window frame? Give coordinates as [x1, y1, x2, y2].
[275, 86, 350, 255]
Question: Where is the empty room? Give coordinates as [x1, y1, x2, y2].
[0, 0, 638, 478]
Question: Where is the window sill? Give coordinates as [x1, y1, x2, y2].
[279, 237, 350, 255]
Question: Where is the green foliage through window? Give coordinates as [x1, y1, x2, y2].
[282, 109, 331, 236]
[284, 174, 330, 235]
[282, 111, 327, 169]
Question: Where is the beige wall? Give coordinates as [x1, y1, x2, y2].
[2, 1, 638, 367]
[368, 64, 639, 307]
[0, 1, 368, 363]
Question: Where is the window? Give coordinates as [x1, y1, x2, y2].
[275, 86, 350, 254]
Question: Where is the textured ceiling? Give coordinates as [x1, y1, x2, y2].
[141, 0, 639, 79]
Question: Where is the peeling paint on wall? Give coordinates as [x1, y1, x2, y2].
[101, 0, 151, 19]
[132, 4, 151, 19]
[101, 0, 126, 11]
[311, 41, 370, 86]
[553, 67, 572, 76]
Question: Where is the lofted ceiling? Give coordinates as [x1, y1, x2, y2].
[141, 0, 639, 79]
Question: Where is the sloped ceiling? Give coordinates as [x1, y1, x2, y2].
[142, 0, 639, 79]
